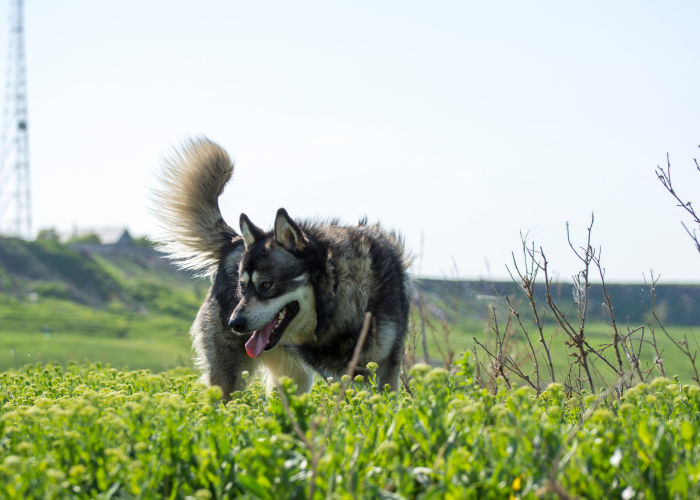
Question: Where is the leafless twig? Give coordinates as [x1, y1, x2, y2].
[655, 152, 700, 253]
[642, 272, 666, 379]
[506, 233, 556, 387]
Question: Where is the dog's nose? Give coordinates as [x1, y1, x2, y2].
[228, 315, 246, 332]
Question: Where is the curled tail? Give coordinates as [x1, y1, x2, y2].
[152, 138, 237, 276]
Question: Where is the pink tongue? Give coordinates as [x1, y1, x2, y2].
[245, 318, 277, 358]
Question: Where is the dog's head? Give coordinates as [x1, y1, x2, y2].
[228, 208, 317, 358]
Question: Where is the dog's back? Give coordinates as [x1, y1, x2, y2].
[291, 221, 411, 388]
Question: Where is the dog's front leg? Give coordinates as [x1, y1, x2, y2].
[263, 347, 315, 393]
[191, 296, 259, 399]
[374, 319, 406, 392]
[208, 333, 259, 399]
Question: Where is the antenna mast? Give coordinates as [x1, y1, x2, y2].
[0, 0, 30, 238]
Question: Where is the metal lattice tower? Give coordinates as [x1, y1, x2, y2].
[0, 0, 30, 238]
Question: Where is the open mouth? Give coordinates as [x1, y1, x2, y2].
[244, 301, 300, 358]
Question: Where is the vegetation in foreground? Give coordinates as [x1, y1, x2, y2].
[1, 359, 699, 499]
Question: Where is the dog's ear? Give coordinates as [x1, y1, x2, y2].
[240, 213, 265, 248]
[274, 208, 306, 252]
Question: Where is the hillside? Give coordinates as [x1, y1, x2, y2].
[0, 236, 205, 371]
[417, 278, 700, 326]
[0, 236, 206, 316]
[2, 236, 698, 325]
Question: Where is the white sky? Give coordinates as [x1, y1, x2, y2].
[2, 0, 700, 282]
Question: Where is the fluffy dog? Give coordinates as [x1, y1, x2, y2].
[153, 138, 410, 396]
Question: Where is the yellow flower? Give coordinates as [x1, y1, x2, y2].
[509, 476, 523, 500]
[512, 476, 522, 491]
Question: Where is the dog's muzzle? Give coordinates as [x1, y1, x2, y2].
[228, 302, 300, 358]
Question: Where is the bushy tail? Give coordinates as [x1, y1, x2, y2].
[152, 138, 236, 276]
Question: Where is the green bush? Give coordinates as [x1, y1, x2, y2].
[1, 356, 699, 498]
[126, 279, 201, 319]
[66, 233, 101, 245]
[30, 282, 69, 300]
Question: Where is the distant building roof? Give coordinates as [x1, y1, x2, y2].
[116, 229, 133, 246]
[66, 226, 131, 245]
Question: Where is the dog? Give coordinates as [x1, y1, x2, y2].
[153, 138, 410, 396]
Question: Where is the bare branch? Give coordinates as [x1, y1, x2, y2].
[591, 250, 625, 376]
[642, 271, 666, 378]
[656, 153, 700, 253]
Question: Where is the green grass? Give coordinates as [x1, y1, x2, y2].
[418, 315, 700, 385]
[0, 295, 193, 372]
[0, 333, 191, 372]
[1, 361, 699, 498]
[2, 291, 698, 386]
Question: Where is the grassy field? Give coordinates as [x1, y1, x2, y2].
[0, 296, 193, 371]
[2, 291, 699, 386]
[0, 236, 204, 371]
[411, 311, 700, 385]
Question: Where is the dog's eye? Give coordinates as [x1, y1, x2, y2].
[260, 281, 273, 290]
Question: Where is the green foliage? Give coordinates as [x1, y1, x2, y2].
[130, 236, 155, 250]
[35, 228, 60, 242]
[2, 359, 699, 499]
[29, 281, 69, 300]
[125, 279, 202, 320]
[66, 233, 102, 245]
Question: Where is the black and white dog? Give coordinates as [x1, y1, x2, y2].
[153, 138, 410, 396]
